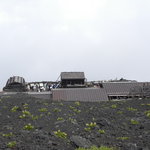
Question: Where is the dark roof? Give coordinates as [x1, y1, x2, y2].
[61, 72, 85, 80]
[6, 76, 25, 86]
[52, 88, 108, 102]
[102, 82, 145, 96]
[3, 76, 26, 92]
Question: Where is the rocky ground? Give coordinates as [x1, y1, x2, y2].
[0, 93, 150, 150]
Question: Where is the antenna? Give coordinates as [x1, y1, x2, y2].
[56, 74, 61, 83]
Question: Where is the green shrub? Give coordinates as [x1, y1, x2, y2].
[23, 106, 29, 109]
[84, 127, 91, 132]
[7, 141, 17, 148]
[57, 117, 64, 121]
[68, 117, 77, 124]
[53, 108, 61, 112]
[69, 105, 81, 113]
[111, 105, 117, 109]
[84, 122, 97, 131]
[23, 103, 28, 106]
[23, 123, 34, 130]
[127, 107, 137, 111]
[23, 103, 29, 109]
[69, 106, 74, 110]
[19, 110, 31, 119]
[130, 119, 139, 125]
[59, 103, 64, 106]
[47, 112, 51, 115]
[144, 110, 150, 117]
[75, 101, 80, 106]
[31, 115, 39, 120]
[43, 102, 49, 106]
[116, 111, 123, 114]
[86, 122, 97, 128]
[73, 108, 81, 113]
[54, 130, 67, 139]
[2, 132, 13, 137]
[22, 110, 31, 116]
[116, 137, 129, 140]
[98, 129, 105, 134]
[11, 106, 19, 112]
[38, 108, 48, 112]
[141, 103, 150, 106]
[19, 114, 26, 119]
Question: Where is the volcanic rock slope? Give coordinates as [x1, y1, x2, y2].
[0, 93, 150, 150]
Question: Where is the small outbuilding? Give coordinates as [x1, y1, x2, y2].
[3, 76, 26, 92]
[61, 72, 86, 88]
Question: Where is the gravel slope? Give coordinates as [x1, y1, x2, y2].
[0, 93, 150, 150]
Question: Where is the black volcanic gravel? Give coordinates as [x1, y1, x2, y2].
[0, 93, 150, 150]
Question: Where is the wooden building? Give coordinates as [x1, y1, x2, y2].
[61, 72, 85, 88]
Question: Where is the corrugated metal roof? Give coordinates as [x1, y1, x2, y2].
[61, 72, 85, 80]
[6, 76, 25, 86]
[102, 82, 145, 96]
[52, 88, 108, 102]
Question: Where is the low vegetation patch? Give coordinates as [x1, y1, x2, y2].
[116, 111, 123, 114]
[19, 110, 31, 118]
[11, 106, 19, 112]
[7, 141, 17, 148]
[144, 110, 150, 117]
[75, 101, 81, 106]
[59, 102, 64, 106]
[22, 110, 31, 116]
[130, 119, 139, 125]
[69, 105, 81, 113]
[31, 115, 39, 120]
[38, 108, 48, 112]
[54, 130, 67, 139]
[23, 103, 29, 109]
[23, 123, 35, 130]
[85, 122, 97, 131]
[127, 107, 137, 111]
[43, 102, 49, 106]
[2, 132, 13, 137]
[98, 129, 105, 134]
[86, 122, 97, 128]
[57, 117, 64, 121]
[68, 117, 77, 124]
[47, 112, 51, 115]
[73, 108, 81, 113]
[53, 108, 61, 112]
[111, 105, 117, 109]
[116, 137, 130, 140]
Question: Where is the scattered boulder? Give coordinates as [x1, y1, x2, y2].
[70, 135, 92, 148]
[125, 143, 138, 150]
[96, 118, 111, 127]
[142, 147, 150, 150]
[55, 120, 65, 125]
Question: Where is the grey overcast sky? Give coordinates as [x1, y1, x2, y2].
[0, 0, 150, 89]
